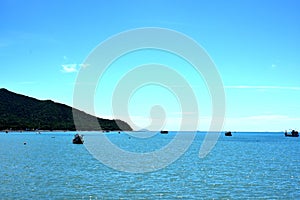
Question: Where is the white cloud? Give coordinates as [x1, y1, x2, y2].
[79, 63, 90, 68]
[61, 64, 77, 73]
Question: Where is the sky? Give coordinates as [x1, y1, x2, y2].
[0, 0, 300, 131]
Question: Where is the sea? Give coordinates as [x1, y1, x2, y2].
[0, 131, 299, 199]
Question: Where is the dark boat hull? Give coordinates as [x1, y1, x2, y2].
[73, 134, 84, 144]
[285, 133, 299, 137]
[225, 131, 232, 136]
[285, 130, 299, 137]
[160, 131, 168, 134]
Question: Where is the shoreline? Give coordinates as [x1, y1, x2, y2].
[1, 130, 286, 133]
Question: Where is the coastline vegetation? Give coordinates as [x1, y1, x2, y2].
[0, 88, 132, 131]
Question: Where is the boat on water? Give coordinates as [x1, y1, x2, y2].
[285, 130, 299, 137]
[160, 130, 168, 134]
[72, 134, 84, 144]
[225, 131, 232, 136]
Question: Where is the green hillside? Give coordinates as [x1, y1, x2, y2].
[0, 88, 132, 131]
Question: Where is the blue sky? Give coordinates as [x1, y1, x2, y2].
[1, 0, 300, 131]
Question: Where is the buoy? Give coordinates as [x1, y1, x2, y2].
[23, 142, 27, 145]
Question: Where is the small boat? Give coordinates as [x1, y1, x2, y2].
[160, 130, 168, 134]
[225, 131, 232, 136]
[72, 134, 84, 144]
[285, 130, 299, 137]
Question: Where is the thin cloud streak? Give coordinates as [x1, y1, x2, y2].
[225, 85, 300, 91]
[241, 115, 290, 120]
[224, 115, 300, 131]
[79, 63, 90, 68]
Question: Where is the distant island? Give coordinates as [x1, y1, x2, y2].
[0, 88, 132, 131]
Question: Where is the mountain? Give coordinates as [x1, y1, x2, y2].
[138, 129, 150, 132]
[0, 88, 132, 131]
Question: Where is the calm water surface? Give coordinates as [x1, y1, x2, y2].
[0, 131, 299, 199]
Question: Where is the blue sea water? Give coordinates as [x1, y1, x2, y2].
[0, 131, 299, 199]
